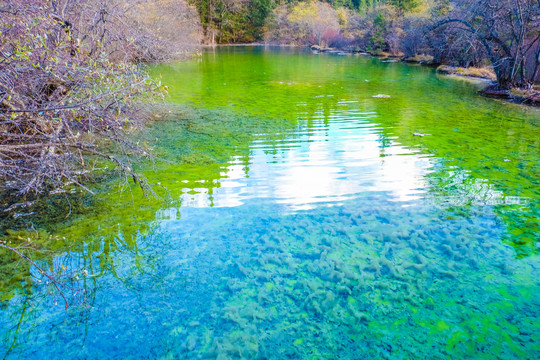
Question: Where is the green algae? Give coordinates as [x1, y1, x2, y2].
[0, 46, 539, 359]
[155, 202, 537, 359]
[148, 46, 539, 255]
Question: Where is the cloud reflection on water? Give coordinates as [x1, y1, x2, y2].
[178, 105, 433, 211]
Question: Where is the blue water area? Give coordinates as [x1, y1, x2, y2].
[0, 47, 539, 359]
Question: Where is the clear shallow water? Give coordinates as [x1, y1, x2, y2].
[1, 47, 539, 359]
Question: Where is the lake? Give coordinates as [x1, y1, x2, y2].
[1, 46, 539, 359]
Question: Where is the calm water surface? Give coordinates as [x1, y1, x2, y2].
[1, 47, 539, 359]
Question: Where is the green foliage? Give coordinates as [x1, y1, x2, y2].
[188, 0, 425, 44]
[370, 11, 388, 50]
[189, 0, 276, 43]
[387, 0, 420, 12]
[248, 0, 275, 40]
[331, 0, 361, 10]
[358, 0, 384, 10]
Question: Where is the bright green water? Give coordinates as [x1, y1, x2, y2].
[1, 47, 539, 359]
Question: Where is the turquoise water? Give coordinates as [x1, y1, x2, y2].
[1, 47, 539, 359]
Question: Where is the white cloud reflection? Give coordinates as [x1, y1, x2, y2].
[177, 106, 434, 211]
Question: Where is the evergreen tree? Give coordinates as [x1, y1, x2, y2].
[387, 0, 420, 12]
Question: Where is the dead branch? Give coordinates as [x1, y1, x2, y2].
[0, 242, 69, 309]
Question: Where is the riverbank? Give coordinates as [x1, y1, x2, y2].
[480, 85, 540, 106]
[434, 64, 495, 80]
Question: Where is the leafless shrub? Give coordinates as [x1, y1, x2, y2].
[431, 0, 540, 89]
[123, 0, 203, 62]
[326, 30, 353, 49]
[0, 0, 164, 197]
[265, 2, 340, 47]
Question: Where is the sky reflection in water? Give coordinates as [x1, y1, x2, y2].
[178, 106, 432, 210]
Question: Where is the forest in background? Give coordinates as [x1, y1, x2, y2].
[191, 0, 540, 90]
